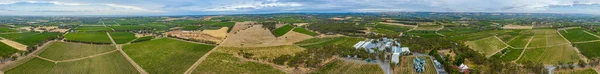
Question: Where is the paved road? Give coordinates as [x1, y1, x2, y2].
[107, 32, 148, 74]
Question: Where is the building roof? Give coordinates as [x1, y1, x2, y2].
[391, 53, 400, 63]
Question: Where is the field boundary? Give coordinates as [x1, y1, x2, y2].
[0, 40, 56, 71]
[558, 30, 590, 62]
[514, 36, 534, 62]
[583, 31, 600, 38]
[107, 32, 148, 74]
[184, 46, 219, 74]
[494, 36, 513, 48]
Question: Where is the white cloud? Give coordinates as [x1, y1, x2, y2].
[105, 4, 163, 12]
[204, 1, 302, 11]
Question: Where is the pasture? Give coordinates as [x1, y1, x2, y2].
[38, 42, 115, 60]
[192, 52, 285, 74]
[0, 32, 61, 46]
[559, 28, 600, 42]
[464, 36, 508, 57]
[272, 24, 294, 37]
[5, 52, 139, 74]
[393, 56, 436, 74]
[123, 38, 215, 74]
[75, 26, 113, 32]
[574, 42, 600, 59]
[64, 32, 112, 44]
[312, 59, 384, 74]
[109, 32, 137, 44]
[293, 28, 319, 36]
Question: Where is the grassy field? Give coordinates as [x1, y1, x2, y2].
[192, 52, 285, 74]
[506, 35, 533, 48]
[123, 38, 215, 74]
[312, 59, 384, 74]
[0, 32, 61, 46]
[559, 28, 600, 42]
[491, 48, 523, 61]
[574, 42, 600, 59]
[373, 23, 412, 32]
[296, 37, 364, 49]
[414, 25, 443, 31]
[217, 45, 305, 60]
[0, 41, 19, 57]
[555, 69, 598, 74]
[6, 52, 139, 74]
[75, 26, 113, 32]
[131, 36, 154, 43]
[464, 36, 508, 56]
[0, 27, 17, 33]
[38, 42, 115, 60]
[372, 28, 400, 36]
[447, 30, 517, 41]
[293, 28, 319, 36]
[517, 45, 580, 64]
[393, 56, 437, 74]
[182, 25, 201, 30]
[110, 26, 150, 31]
[438, 27, 478, 37]
[109, 32, 137, 44]
[405, 31, 441, 38]
[272, 24, 294, 37]
[65, 32, 112, 44]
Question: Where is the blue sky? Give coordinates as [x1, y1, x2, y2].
[0, 0, 599, 15]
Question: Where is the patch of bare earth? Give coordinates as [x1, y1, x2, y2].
[0, 39, 27, 51]
[502, 24, 533, 29]
[220, 25, 313, 47]
[228, 21, 255, 34]
[293, 23, 309, 27]
[163, 27, 229, 43]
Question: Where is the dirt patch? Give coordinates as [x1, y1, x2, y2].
[18, 26, 32, 31]
[502, 24, 533, 29]
[330, 16, 352, 20]
[275, 23, 286, 28]
[293, 23, 309, 27]
[164, 29, 227, 43]
[220, 25, 313, 47]
[202, 27, 229, 38]
[134, 33, 153, 37]
[229, 21, 255, 34]
[0, 39, 27, 51]
[379, 22, 417, 27]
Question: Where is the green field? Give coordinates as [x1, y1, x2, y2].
[293, 28, 319, 36]
[555, 69, 598, 74]
[414, 25, 443, 31]
[38, 42, 115, 60]
[110, 26, 150, 31]
[75, 26, 113, 32]
[559, 28, 600, 42]
[131, 36, 154, 43]
[574, 42, 600, 59]
[272, 24, 294, 37]
[506, 35, 533, 48]
[373, 23, 412, 32]
[464, 36, 508, 57]
[517, 29, 580, 64]
[296, 37, 364, 49]
[405, 31, 441, 38]
[109, 32, 137, 44]
[0, 27, 17, 33]
[6, 52, 139, 74]
[438, 27, 479, 37]
[491, 48, 523, 61]
[313, 59, 384, 74]
[123, 38, 215, 74]
[0, 42, 19, 57]
[182, 25, 201, 30]
[0, 32, 61, 46]
[372, 28, 400, 36]
[192, 52, 285, 74]
[65, 32, 112, 44]
[447, 30, 517, 41]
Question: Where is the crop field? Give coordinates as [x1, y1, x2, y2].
[64, 32, 112, 43]
[292, 28, 319, 36]
[272, 24, 294, 37]
[142, 24, 169, 30]
[131, 36, 154, 43]
[192, 52, 285, 74]
[496, 30, 523, 42]
[517, 44, 580, 64]
[506, 35, 533, 48]
[217, 45, 305, 60]
[75, 26, 113, 32]
[393, 56, 436, 74]
[491, 48, 523, 61]
[312, 59, 383, 74]
[38, 42, 115, 60]
[0, 41, 19, 57]
[574, 42, 600, 59]
[438, 27, 478, 37]
[464, 36, 508, 56]
[5, 52, 139, 74]
[414, 25, 443, 31]
[110, 26, 150, 31]
[559, 28, 600, 42]
[372, 28, 400, 36]
[405, 31, 441, 38]
[296, 37, 364, 49]
[447, 30, 518, 41]
[123, 38, 215, 74]
[109, 32, 137, 44]
[555, 69, 598, 74]
[0, 32, 61, 46]
[373, 23, 413, 32]
[528, 29, 570, 47]
[182, 25, 201, 30]
[0, 27, 17, 33]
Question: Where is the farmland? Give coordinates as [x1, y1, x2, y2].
[295, 37, 364, 49]
[312, 59, 384, 74]
[131, 36, 154, 43]
[0, 41, 19, 57]
[192, 52, 285, 74]
[75, 26, 113, 32]
[555, 69, 598, 74]
[0, 27, 17, 33]
[491, 48, 523, 61]
[293, 28, 319, 36]
[438, 27, 478, 37]
[405, 31, 441, 38]
[110, 26, 150, 31]
[373, 23, 413, 33]
[123, 38, 215, 74]
[217, 45, 305, 60]
[574, 42, 600, 59]
[0, 32, 61, 46]
[506, 34, 533, 48]
[65, 32, 112, 44]
[272, 24, 294, 37]
[5, 52, 139, 74]
[464, 36, 508, 56]
[559, 28, 600, 42]
[516, 29, 580, 64]
[393, 56, 436, 74]
[108, 32, 137, 44]
[38, 42, 115, 60]
[414, 25, 443, 31]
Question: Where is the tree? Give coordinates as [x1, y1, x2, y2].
[578, 59, 587, 67]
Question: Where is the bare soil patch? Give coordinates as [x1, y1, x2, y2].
[229, 21, 255, 34]
[293, 23, 309, 27]
[0, 39, 27, 51]
[164, 28, 227, 43]
[220, 25, 313, 47]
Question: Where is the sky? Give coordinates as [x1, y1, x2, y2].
[0, 0, 599, 15]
